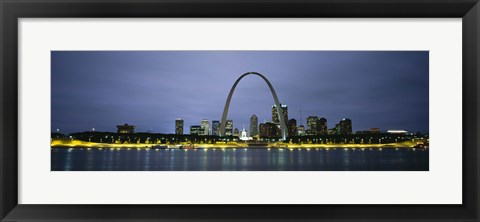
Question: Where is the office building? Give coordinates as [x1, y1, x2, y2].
[305, 129, 317, 136]
[259, 121, 280, 138]
[272, 104, 288, 125]
[190, 125, 203, 135]
[201, 119, 210, 135]
[297, 125, 306, 136]
[338, 118, 352, 135]
[318, 117, 328, 135]
[117, 124, 135, 134]
[306, 116, 319, 134]
[175, 118, 184, 135]
[287, 118, 297, 137]
[225, 119, 233, 136]
[250, 115, 259, 137]
[212, 120, 220, 136]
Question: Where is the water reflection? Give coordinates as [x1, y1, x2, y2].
[51, 147, 429, 171]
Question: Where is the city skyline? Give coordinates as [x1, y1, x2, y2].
[52, 51, 429, 134]
[175, 113, 356, 136]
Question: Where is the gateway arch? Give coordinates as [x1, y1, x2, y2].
[219, 72, 287, 141]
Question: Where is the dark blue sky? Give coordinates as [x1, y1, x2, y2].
[51, 51, 429, 134]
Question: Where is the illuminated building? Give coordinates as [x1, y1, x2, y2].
[338, 118, 352, 135]
[250, 115, 259, 137]
[117, 124, 135, 134]
[305, 129, 316, 136]
[175, 118, 184, 135]
[297, 125, 305, 136]
[287, 118, 297, 137]
[212, 120, 220, 136]
[190, 125, 203, 135]
[272, 104, 288, 126]
[259, 122, 280, 138]
[233, 128, 240, 137]
[306, 116, 318, 134]
[201, 119, 210, 135]
[318, 117, 328, 135]
[225, 120, 233, 136]
[239, 127, 253, 141]
[388, 130, 408, 134]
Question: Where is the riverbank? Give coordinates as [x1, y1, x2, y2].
[51, 139, 418, 149]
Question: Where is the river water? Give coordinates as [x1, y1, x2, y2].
[51, 147, 428, 171]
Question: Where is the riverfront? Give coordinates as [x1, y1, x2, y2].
[51, 138, 421, 149]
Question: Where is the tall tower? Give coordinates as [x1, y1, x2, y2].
[212, 120, 220, 136]
[201, 119, 210, 135]
[225, 120, 233, 136]
[250, 115, 259, 137]
[288, 118, 297, 137]
[272, 104, 288, 126]
[175, 118, 184, 135]
[306, 116, 319, 135]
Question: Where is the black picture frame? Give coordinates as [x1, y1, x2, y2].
[1, 0, 479, 221]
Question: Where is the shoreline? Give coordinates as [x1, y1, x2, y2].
[51, 139, 419, 149]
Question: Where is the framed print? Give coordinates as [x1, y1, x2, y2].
[1, 0, 479, 221]
[49, 50, 430, 172]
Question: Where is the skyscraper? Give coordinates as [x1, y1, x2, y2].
[212, 120, 220, 136]
[175, 118, 184, 135]
[306, 116, 318, 135]
[201, 119, 210, 135]
[333, 123, 341, 135]
[225, 119, 233, 136]
[317, 117, 328, 135]
[339, 118, 352, 135]
[272, 104, 288, 126]
[233, 128, 240, 137]
[287, 118, 297, 137]
[250, 115, 259, 137]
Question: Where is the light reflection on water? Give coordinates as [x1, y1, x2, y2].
[51, 147, 429, 171]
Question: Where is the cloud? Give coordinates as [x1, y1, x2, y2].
[52, 51, 429, 134]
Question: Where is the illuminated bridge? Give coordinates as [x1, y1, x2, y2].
[219, 72, 287, 141]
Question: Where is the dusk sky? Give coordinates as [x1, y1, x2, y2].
[51, 51, 429, 134]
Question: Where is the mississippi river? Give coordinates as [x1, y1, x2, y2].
[51, 147, 428, 171]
